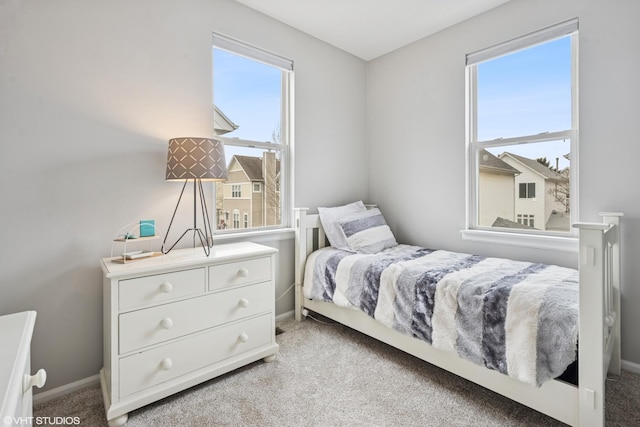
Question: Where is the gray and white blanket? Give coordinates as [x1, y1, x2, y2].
[303, 244, 579, 386]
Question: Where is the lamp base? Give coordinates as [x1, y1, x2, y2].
[162, 179, 214, 256]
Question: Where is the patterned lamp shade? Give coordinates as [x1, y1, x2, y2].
[166, 137, 228, 181]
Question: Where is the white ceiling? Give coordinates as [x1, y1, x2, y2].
[233, 0, 512, 61]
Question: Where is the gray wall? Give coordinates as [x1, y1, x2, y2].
[0, 0, 367, 392]
[367, 0, 640, 365]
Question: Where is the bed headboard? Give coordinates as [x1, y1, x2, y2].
[293, 205, 377, 287]
[293, 208, 323, 287]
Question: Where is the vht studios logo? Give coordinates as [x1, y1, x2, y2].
[3, 416, 80, 425]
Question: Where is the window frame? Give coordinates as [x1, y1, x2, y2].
[519, 182, 536, 199]
[233, 210, 240, 229]
[231, 184, 242, 198]
[212, 32, 294, 238]
[463, 19, 579, 252]
[517, 214, 535, 228]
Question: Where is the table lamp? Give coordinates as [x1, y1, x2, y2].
[162, 137, 227, 256]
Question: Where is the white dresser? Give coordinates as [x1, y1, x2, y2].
[99, 242, 279, 426]
[0, 311, 47, 427]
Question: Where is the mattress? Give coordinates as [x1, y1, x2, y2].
[303, 244, 579, 386]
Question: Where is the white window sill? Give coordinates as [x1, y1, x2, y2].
[214, 227, 295, 244]
[460, 229, 578, 253]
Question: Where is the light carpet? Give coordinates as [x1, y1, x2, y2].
[34, 316, 640, 426]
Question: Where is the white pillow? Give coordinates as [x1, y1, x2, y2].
[318, 201, 367, 250]
[337, 208, 398, 254]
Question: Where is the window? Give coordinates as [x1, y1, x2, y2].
[517, 214, 535, 228]
[231, 184, 241, 198]
[213, 33, 293, 234]
[466, 19, 578, 238]
[519, 183, 535, 199]
[233, 210, 240, 229]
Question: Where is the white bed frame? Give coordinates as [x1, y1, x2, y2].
[293, 207, 623, 427]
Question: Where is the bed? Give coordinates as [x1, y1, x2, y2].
[293, 204, 622, 427]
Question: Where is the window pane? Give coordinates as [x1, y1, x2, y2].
[213, 42, 288, 232]
[215, 146, 281, 231]
[477, 140, 570, 232]
[213, 49, 282, 142]
[477, 36, 572, 141]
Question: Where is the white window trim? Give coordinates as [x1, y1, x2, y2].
[519, 183, 535, 199]
[464, 19, 579, 252]
[466, 19, 578, 65]
[461, 229, 578, 253]
[212, 33, 294, 239]
[231, 184, 242, 198]
[214, 227, 294, 244]
[232, 210, 240, 229]
[213, 32, 293, 71]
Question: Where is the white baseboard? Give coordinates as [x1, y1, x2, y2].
[622, 359, 640, 375]
[33, 374, 100, 405]
[276, 310, 294, 322]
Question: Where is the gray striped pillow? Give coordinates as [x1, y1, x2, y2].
[337, 208, 398, 253]
[318, 201, 367, 250]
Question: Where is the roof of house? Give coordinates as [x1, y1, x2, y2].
[213, 105, 239, 135]
[232, 155, 281, 181]
[491, 217, 537, 230]
[479, 149, 520, 175]
[500, 152, 563, 181]
[545, 210, 571, 231]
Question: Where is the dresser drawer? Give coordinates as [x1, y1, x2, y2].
[209, 256, 271, 290]
[119, 282, 272, 354]
[4, 352, 32, 426]
[17, 352, 33, 421]
[119, 313, 272, 398]
[119, 268, 205, 311]
[0, 312, 42, 426]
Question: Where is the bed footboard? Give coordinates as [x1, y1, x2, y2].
[573, 212, 623, 426]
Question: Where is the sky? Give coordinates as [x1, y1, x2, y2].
[478, 35, 573, 169]
[213, 49, 281, 143]
[213, 35, 573, 169]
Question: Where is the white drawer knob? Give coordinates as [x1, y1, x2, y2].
[160, 318, 174, 329]
[238, 298, 250, 308]
[238, 333, 249, 343]
[160, 358, 173, 371]
[159, 282, 173, 293]
[238, 268, 249, 278]
[23, 369, 47, 393]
